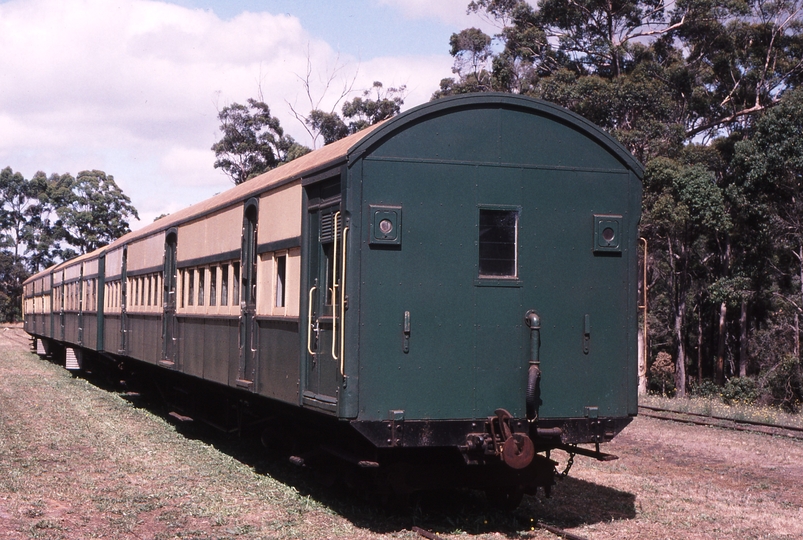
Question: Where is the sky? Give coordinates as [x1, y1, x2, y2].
[0, 0, 499, 227]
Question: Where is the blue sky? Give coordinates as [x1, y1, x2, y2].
[176, 0, 462, 57]
[0, 0, 496, 227]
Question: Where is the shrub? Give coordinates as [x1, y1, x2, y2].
[721, 377, 758, 405]
[689, 379, 721, 399]
[758, 355, 803, 412]
[650, 351, 675, 396]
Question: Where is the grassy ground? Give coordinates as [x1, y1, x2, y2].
[2, 328, 803, 539]
[640, 393, 803, 430]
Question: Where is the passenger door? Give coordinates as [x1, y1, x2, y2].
[302, 192, 343, 413]
[162, 229, 178, 366]
[238, 199, 259, 389]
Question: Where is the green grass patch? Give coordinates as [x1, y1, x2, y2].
[640, 393, 803, 430]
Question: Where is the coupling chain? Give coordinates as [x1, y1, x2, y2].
[558, 450, 575, 479]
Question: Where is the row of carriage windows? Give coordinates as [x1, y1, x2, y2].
[105, 281, 122, 310]
[178, 254, 288, 311]
[51, 279, 99, 312]
[127, 272, 163, 311]
[180, 261, 240, 309]
[26, 252, 293, 317]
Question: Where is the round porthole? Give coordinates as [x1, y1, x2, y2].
[379, 219, 393, 235]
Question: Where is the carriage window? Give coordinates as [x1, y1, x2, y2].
[179, 270, 185, 308]
[210, 266, 217, 306]
[188, 269, 195, 306]
[478, 209, 518, 277]
[323, 243, 334, 306]
[275, 255, 286, 308]
[232, 262, 240, 305]
[198, 268, 205, 306]
[220, 264, 229, 306]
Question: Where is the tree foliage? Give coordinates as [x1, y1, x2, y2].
[0, 167, 139, 321]
[439, 0, 803, 154]
[52, 170, 140, 255]
[306, 82, 406, 145]
[216, 81, 406, 176]
[211, 99, 311, 185]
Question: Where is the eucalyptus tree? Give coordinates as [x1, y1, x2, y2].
[306, 82, 407, 145]
[212, 99, 310, 185]
[0, 167, 47, 264]
[640, 158, 732, 395]
[52, 170, 139, 255]
[440, 0, 803, 146]
[731, 89, 803, 405]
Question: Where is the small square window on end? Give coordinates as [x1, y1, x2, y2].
[478, 208, 518, 278]
[593, 214, 623, 253]
[369, 205, 402, 246]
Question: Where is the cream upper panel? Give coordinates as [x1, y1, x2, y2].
[177, 205, 242, 263]
[106, 247, 124, 277]
[128, 231, 165, 272]
[258, 182, 302, 244]
[64, 263, 81, 281]
[83, 257, 99, 276]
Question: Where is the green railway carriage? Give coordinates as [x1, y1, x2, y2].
[23, 94, 643, 504]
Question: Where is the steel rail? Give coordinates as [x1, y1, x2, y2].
[638, 405, 803, 439]
[534, 522, 591, 540]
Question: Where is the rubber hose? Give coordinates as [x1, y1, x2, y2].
[526, 364, 540, 420]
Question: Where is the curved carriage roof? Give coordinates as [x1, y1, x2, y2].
[24, 93, 642, 286]
[349, 93, 644, 176]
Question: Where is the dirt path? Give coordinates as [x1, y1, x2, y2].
[2, 327, 802, 539]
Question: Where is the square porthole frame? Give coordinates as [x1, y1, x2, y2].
[369, 204, 402, 246]
[593, 214, 623, 254]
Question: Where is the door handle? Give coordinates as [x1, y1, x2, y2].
[402, 310, 411, 353]
[583, 313, 591, 354]
[307, 285, 317, 355]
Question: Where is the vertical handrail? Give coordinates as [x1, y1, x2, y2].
[639, 237, 648, 382]
[307, 285, 317, 355]
[331, 211, 341, 361]
[339, 226, 349, 376]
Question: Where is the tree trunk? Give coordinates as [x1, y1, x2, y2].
[674, 297, 687, 396]
[638, 325, 647, 395]
[638, 240, 648, 395]
[716, 302, 727, 385]
[739, 300, 748, 377]
[799, 244, 803, 359]
[697, 307, 703, 384]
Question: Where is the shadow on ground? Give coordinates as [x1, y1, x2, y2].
[65, 358, 636, 538]
[166, 408, 635, 538]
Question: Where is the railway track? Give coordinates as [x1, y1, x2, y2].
[638, 404, 803, 440]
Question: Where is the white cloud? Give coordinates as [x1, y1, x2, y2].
[358, 55, 454, 107]
[0, 0, 451, 230]
[375, 0, 502, 33]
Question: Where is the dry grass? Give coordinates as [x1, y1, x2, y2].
[640, 393, 803, 430]
[2, 328, 802, 539]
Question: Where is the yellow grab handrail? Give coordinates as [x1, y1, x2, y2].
[339, 226, 348, 376]
[307, 285, 317, 355]
[331, 212, 341, 361]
